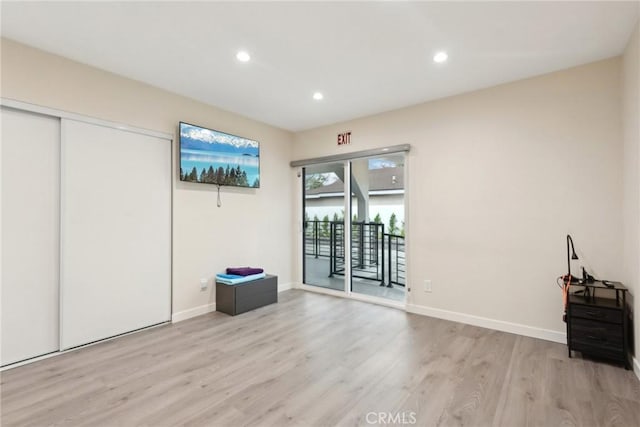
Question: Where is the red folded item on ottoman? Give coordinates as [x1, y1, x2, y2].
[226, 267, 264, 276]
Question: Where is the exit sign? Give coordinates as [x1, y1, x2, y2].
[337, 131, 352, 146]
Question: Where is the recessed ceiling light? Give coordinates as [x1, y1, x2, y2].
[236, 51, 251, 62]
[433, 51, 448, 63]
[313, 92, 324, 101]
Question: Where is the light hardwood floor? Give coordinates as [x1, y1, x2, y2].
[1, 290, 639, 426]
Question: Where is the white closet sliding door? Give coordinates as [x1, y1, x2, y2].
[60, 119, 171, 350]
[1, 108, 60, 365]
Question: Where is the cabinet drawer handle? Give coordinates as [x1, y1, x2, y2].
[586, 335, 606, 341]
[584, 311, 605, 318]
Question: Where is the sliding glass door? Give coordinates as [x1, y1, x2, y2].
[300, 152, 406, 304]
[350, 155, 405, 301]
[302, 162, 346, 291]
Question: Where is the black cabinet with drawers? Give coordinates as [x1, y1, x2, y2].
[566, 282, 631, 369]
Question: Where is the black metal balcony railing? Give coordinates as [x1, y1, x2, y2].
[303, 220, 406, 287]
[387, 233, 405, 287]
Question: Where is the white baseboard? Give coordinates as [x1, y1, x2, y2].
[633, 356, 640, 381]
[171, 303, 216, 323]
[406, 304, 566, 344]
[278, 282, 294, 292]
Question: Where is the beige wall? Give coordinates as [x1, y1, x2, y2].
[622, 22, 639, 362]
[1, 35, 632, 346]
[294, 58, 624, 336]
[0, 38, 295, 316]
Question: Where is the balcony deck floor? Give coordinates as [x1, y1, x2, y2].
[304, 256, 405, 302]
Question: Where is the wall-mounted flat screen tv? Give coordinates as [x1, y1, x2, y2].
[179, 122, 260, 188]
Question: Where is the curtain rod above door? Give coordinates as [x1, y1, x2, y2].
[290, 144, 410, 167]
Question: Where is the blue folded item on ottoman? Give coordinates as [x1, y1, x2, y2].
[215, 272, 266, 285]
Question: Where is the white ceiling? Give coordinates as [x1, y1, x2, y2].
[1, 1, 638, 131]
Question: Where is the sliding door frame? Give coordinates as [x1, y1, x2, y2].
[294, 146, 410, 309]
[301, 161, 350, 293]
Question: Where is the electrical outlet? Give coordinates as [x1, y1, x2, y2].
[200, 278, 208, 291]
[424, 280, 432, 293]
